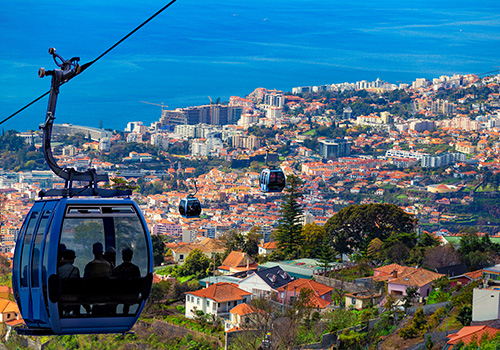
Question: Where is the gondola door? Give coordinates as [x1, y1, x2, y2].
[31, 202, 56, 327]
[14, 202, 44, 328]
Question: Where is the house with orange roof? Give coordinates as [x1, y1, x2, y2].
[224, 303, 268, 332]
[373, 263, 444, 298]
[444, 326, 500, 350]
[0, 297, 24, 335]
[275, 278, 333, 309]
[218, 251, 258, 275]
[345, 290, 384, 310]
[185, 282, 251, 320]
[170, 238, 225, 265]
[449, 269, 482, 288]
[258, 241, 279, 256]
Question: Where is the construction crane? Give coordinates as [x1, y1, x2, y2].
[141, 101, 168, 113]
[141, 101, 171, 130]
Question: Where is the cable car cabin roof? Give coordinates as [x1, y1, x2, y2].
[13, 196, 153, 335]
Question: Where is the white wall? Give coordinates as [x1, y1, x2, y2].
[472, 288, 500, 322]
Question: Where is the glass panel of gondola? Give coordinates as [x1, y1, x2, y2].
[17, 210, 40, 323]
[58, 206, 106, 318]
[186, 199, 202, 217]
[42, 213, 54, 317]
[57, 205, 149, 318]
[179, 199, 186, 217]
[31, 207, 53, 325]
[113, 211, 149, 316]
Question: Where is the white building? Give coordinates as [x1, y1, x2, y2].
[185, 283, 251, 320]
[472, 288, 500, 322]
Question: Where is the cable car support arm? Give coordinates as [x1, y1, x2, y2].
[38, 48, 128, 198]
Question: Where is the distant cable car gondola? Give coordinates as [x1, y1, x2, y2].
[259, 151, 286, 193]
[179, 180, 202, 218]
[12, 49, 153, 335]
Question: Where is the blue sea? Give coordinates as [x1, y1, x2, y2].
[1, 0, 500, 131]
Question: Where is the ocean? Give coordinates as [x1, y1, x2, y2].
[1, 0, 500, 131]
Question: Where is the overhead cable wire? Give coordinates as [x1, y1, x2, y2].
[0, 0, 178, 126]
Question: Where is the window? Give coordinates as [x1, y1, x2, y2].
[197, 298, 200, 305]
[352, 298, 357, 305]
[207, 300, 210, 307]
[58, 205, 149, 318]
[20, 211, 39, 288]
[180, 254, 184, 260]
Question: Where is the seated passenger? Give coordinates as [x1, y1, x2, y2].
[104, 247, 116, 269]
[113, 248, 140, 278]
[84, 242, 112, 278]
[58, 249, 80, 279]
[113, 248, 141, 315]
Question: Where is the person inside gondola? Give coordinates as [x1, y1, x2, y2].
[84, 242, 112, 279]
[113, 248, 141, 315]
[58, 249, 80, 279]
[58, 249, 81, 316]
[58, 243, 67, 267]
[104, 247, 116, 269]
[186, 200, 201, 217]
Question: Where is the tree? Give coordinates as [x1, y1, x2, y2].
[221, 226, 262, 259]
[274, 175, 304, 260]
[301, 223, 327, 258]
[324, 203, 418, 255]
[456, 305, 472, 326]
[318, 238, 336, 274]
[245, 226, 263, 258]
[367, 238, 384, 262]
[151, 234, 167, 266]
[180, 248, 211, 279]
[422, 245, 461, 270]
[402, 287, 420, 311]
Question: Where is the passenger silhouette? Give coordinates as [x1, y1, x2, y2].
[84, 242, 112, 279]
[58, 250, 80, 279]
[113, 248, 140, 278]
[104, 247, 116, 269]
[58, 249, 80, 316]
[113, 248, 141, 315]
[58, 243, 67, 267]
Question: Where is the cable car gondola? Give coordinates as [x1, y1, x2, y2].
[179, 180, 202, 218]
[12, 49, 153, 335]
[259, 151, 286, 193]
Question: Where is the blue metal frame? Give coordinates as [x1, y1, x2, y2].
[13, 197, 153, 334]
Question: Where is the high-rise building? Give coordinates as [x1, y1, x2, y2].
[318, 139, 352, 158]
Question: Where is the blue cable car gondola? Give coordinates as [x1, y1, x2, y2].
[13, 198, 153, 335]
[12, 49, 153, 335]
[179, 180, 202, 218]
[259, 151, 286, 193]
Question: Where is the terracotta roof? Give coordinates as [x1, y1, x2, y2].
[373, 263, 416, 282]
[464, 269, 483, 280]
[221, 251, 256, 269]
[260, 241, 279, 250]
[187, 282, 251, 303]
[226, 326, 242, 333]
[276, 278, 332, 296]
[447, 326, 500, 346]
[0, 286, 13, 295]
[0, 298, 20, 314]
[230, 303, 265, 316]
[276, 278, 333, 309]
[389, 268, 444, 287]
